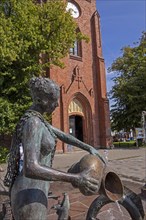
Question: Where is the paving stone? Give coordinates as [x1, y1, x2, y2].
[1, 148, 146, 219]
[47, 180, 146, 219]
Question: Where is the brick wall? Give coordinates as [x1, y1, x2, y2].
[50, 0, 112, 152]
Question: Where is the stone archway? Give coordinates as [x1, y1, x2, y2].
[68, 94, 93, 146]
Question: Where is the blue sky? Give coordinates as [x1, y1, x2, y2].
[96, 0, 145, 95]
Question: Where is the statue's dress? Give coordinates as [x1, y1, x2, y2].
[4, 111, 57, 220]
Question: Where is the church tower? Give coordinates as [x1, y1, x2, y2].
[49, 0, 112, 152]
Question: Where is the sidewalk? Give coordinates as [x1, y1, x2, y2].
[48, 180, 145, 220]
[49, 148, 146, 219]
[0, 148, 146, 219]
[53, 147, 146, 184]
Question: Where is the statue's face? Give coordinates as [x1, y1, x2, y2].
[42, 90, 60, 114]
[47, 96, 59, 114]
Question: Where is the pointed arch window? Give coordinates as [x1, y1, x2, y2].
[70, 28, 82, 59]
[70, 40, 82, 57]
[68, 99, 83, 114]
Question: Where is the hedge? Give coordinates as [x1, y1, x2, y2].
[113, 141, 136, 148]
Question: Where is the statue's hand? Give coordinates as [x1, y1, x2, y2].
[77, 169, 100, 194]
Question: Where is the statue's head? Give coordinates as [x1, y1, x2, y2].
[29, 77, 60, 114]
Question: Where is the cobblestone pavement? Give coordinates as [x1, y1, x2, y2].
[48, 180, 146, 220]
[53, 147, 146, 184]
[50, 148, 146, 219]
[105, 148, 146, 184]
[0, 148, 146, 219]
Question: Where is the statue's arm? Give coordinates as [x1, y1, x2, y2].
[22, 117, 80, 183]
[22, 117, 101, 193]
[51, 125, 105, 164]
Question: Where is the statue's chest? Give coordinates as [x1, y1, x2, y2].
[41, 126, 56, 156]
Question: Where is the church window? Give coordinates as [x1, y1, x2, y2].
[70, 40, 82, 57]
[70, 28, 82, 59]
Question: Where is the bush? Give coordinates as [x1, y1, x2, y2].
[113, 141, 136, 148]
[0, 147, 9, 164]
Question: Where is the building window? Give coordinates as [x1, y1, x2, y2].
[70, 40, 82, 57]
[70, 27, 82, 59]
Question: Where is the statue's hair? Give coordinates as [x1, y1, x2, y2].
[29, 77, 60, 102]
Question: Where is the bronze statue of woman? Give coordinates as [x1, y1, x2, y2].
[4, 77, 105, 220]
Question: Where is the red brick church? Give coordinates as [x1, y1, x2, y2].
[49, 0, 111, 152]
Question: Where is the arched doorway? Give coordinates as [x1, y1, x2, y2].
[69, 115, 83, 141]
[68, 95, 93, 147]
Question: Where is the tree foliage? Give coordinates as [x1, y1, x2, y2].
[0, 0, 86, 134]
[108, 32, 146, 132]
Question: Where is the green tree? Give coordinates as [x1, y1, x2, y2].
[0, 0, 86, 134]
[109, 32, 146, 132]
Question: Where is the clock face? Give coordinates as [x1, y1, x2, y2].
[66, 2, 80, 18]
